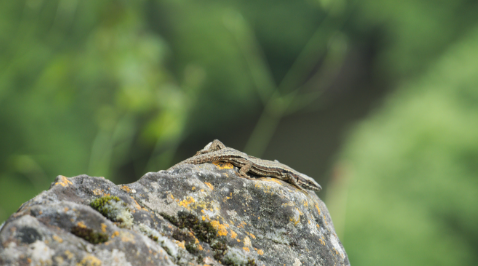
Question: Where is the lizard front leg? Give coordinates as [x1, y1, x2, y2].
[238, 160, 255, 180]
[288, 174, 306, 191]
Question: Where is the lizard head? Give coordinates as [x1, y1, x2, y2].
[281, 170, 322, 191]
[298, 173, 322, 191]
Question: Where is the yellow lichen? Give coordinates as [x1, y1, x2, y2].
[76, 221, 87, 228]
[204, 182, 214, 191]
[92, 189, 103, 195]
[76, 255, 101, 266]
[210, 220, 228, 236]
[101, 223, 107, 233]
[290, 216, 300, 226]
[230, 230, 237, 239]
[55, 176, 73, 187]
[120, 232, 136, 243]
[64, 250, 74, 259]
[315, 204, 321, 215]
[52, 235, 63, 243]
[111, 231, 120, 238]
[213, 161, 234, 169]
[237, 221, 247, 228]
[176, 240, 185, 249]
[257, 249, 264, 255]
[179, 197, 195, 208]
[120, 185, 131, 193]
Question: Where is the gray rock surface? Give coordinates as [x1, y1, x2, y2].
[0, 162, 349, 266]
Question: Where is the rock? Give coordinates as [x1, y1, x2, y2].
[0, 162, 349, 266]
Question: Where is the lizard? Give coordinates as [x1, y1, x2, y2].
[168, 139, 322, 191]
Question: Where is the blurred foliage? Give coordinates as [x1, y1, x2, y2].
[1, 0, 478, 265]
[334, 25, 478, 266]
[0, 0, 348, 221]
[0, 0, 187, 219]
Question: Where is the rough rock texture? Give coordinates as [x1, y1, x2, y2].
[0, 162, 349, 266]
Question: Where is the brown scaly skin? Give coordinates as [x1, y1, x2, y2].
[169, 140, 322, 191]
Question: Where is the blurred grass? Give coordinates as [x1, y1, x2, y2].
[1, 0, 478, 265]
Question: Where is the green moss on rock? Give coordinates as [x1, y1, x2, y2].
[90, 196, 133, 228]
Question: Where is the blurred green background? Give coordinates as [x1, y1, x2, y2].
[1, 0, 478, 265]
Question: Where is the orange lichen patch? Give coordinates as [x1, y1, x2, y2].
[55, 176, 73, 187]
[92, 188, 103, 195]
[76, 221, 87, 228]
[303, 201, 308, 207]
[192, 234, 200, 244]
[257, 249, 264, 255]
[204, 182, 214, 191]
[210, 220, 228, 236]
[290, 216, 300, 226]
[120, 185, 131, 193]
[170, 194, 175, 200]
[120, 232, 136, 243]
[315, 204, 321, 215]
[179, 196, 196, 208]
[64, 250, 74, 259]
[247, 232, 256, 239]
[64, 207, 69, 212]
[213, 161, 234, 169]
[111, 231, 120, 238]
[237, 221, 247, 229]
[316, 224, 320, 229]
[297, 208, 303, 215]
[202, 216, 206, 221]
[52, 235, 63, 243]
[131, 198, 143, 210]
[192, 187, 196, 191]
[319, 238, 326, 245]
[230, 230, 237, 239]
[243, 247, 250, 252]
[101, 223, 107, 233]
[176, 240, 186, 249]
[237, 239, 241, 242]
[197, 244, 203, 251]
[266, 178, 284, 186]
[77, 255, 101, 266]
